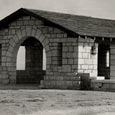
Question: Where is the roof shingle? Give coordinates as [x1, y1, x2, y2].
[1, 8, 115, 38]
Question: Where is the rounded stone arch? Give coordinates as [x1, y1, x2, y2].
[6, 26, 50, 83]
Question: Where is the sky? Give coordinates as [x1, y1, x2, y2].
[0, 0, 115, 20]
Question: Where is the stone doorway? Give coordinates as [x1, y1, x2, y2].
[16, 37, 45, 84]
[98, 44, 110, 79]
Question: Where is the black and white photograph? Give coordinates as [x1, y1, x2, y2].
[0, 0, 115, 115]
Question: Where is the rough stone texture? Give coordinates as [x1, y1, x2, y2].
[110, 44, 115, 79]
[91, 80, 115, 91]
[0, 15, 81, 89]
[0, 13, 112, 89]
[78, 37, 98, 77]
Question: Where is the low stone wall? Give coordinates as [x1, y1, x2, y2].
[91, 80, 115, 91]
[41, 75, 80, 89]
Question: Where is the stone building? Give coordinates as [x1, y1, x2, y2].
[0, 8, 115, 90]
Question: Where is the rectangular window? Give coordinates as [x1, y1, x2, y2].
[58, 43, 62, 66]
[106, 51, 109, 67]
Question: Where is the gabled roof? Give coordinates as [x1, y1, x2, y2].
[0, 8, 115, 38]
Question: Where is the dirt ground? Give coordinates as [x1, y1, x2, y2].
[0, 86, 115, 115]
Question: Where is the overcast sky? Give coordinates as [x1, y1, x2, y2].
[0, 0, 115, 20]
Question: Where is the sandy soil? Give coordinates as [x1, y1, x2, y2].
[0, 88, 115, 115]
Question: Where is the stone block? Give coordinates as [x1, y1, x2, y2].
[69, 47, 74, 52]
[62, 53, 67, 58]
[110, 71, 115, 77]
[82, 53, 88, 58]
[6, 52, 12, 57]
[23, 16, 30, 20]
[10, 22, 17, 26]
[9, 29, 15, 35]
[110, 66, 115, 70]
[63, 59, 67, 64]
[62, 65, 71, 72]
[67, 38, 77, 42]
[28, 20, 35, 25]
[110, 54, 115, 60]
[110, 59, 115, 65]
[66, 43, 71, 46]
[35, 20, 43, 25]
[72, 64, 78, 69]
[26, 26, 32, 36]
[35, 29, 42, 39]
[51, 34, 57, 38]
[79, 37, 85, 42]
[73, 59, 78, 64]
[21, 29, 26, 37]
[54, 28, 62, 34]
[23, 20, 29, 25]
[81, 65, 88, 69]
[110, 49, 115, 54]
[16, 30, 22, 39]
[68, 59, 73, 64]
[7, 67, 15, 72]
[2, 79, 9, 84]
[66, 53, 73, 58]
[63, 47, 68, 52]
[42, 39, 49, 47]
[17, 21, 23, 26]
[13, 35, 19, 43]
[64, 34, 67, 38]
[78, 59, 84, 64]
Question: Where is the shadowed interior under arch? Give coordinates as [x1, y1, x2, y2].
[16, 37, 46, 84]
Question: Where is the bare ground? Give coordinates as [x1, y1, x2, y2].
[0, 87, 115, 115]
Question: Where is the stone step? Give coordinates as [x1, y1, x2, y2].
[44, 76, 80, 81]
[40, 80, 80, 89]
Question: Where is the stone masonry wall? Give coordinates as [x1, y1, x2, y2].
[43, 37, 79, 89]
[110, 43, 115, 79]
[0, 15, 67, 84]
[78, 37, 98, 77]
[0, 14, 80, 88]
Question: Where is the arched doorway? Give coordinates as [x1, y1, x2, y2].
[16, 37, 46, 84]
[6, 27, 50, 84]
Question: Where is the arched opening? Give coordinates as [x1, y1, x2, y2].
[16, 37, 46, 84]
[17, 46, 26, 70]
